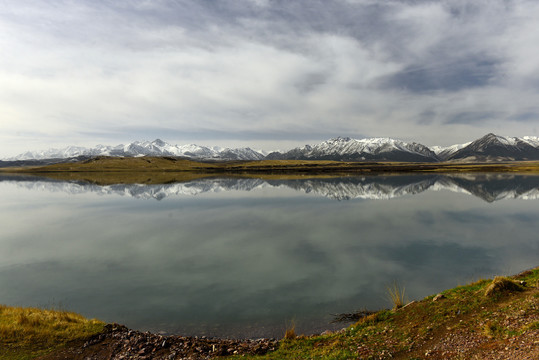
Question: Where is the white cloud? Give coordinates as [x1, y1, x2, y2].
[1, 0, 539, 157]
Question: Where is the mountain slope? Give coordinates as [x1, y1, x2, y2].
[448, 133, 539, 161]
[431, 142, 472, 160]
[5, 133, 539, 163]
[267, 137, 439, 162]
[7, 139, 265, 161]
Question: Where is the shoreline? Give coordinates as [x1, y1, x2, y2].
[2, 266, 538, 359]
[1, 157, 539, 186]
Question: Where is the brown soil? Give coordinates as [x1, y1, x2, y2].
[389, 276, 539, 359]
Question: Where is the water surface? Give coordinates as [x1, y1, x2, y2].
[0, 174, 538, 338]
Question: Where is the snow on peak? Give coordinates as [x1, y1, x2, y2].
[7, 139, 265, 161]
[492, 134, 518, 146]
[5, 133, 539, 162]
[521, 136, 539, 147]
[313, 136, 420, 156]
[431, 142, 472, 156]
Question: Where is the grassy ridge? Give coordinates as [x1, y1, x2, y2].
[2, 157, 539, 185]
[0, 305, 104, 360]
[5, 156, 539, 174]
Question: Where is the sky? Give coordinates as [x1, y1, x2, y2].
[1, 0, 539, 157]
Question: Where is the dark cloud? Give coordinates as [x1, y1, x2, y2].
[294, 72, 329, 94]
[444, 111, 499, 125]
[375, 58, 498, 93]
[417, 110, 437, 125]
[508, 112, 539, 123]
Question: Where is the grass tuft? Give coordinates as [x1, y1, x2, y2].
[387, 282, 406, 309]
[284, 319, 297, 340]
[484, 276, 525, 297]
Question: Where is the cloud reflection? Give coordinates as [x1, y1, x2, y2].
[0, 175, 537, 338]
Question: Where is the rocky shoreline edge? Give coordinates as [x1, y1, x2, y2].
[38, 323, 278, 360]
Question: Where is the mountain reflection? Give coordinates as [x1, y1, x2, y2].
[1, 174, 538, 202]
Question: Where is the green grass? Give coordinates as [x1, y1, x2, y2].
[0, 305, 104, 360]
[226, 267, 539, 360]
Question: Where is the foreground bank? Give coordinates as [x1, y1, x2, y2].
[1, 267, 538, 360]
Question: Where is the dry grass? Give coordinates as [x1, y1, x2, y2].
[284, 319, 297, 340]
[387, 282, 407, 309]
[4, 157, 539, 181]
[0, 305, 104, 359]
[484, 276, 525, 297]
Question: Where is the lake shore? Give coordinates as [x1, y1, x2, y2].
[2, 157, 539, 185]
[2, 266, 538, 360]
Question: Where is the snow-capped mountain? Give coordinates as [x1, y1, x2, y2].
[7, 139, 265, 161]
[431, 142, 472, 160]
[5, 133, 539, 163]
[267, 137, 439, 162]
[3, 173, 538, 203]
[445, 133, 539, 161]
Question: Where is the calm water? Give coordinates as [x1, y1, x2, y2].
[0, 174, 538, 338]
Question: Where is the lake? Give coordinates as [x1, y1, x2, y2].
[0, 173, 538, 339]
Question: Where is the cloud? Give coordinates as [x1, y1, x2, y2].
[445, 111, 499, 125]
[1, 0, 539, 156]
[376, 58, 499, 93]
[508, 112, 539, 123]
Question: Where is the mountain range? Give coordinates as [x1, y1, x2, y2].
[4, 133, 539, 164]
[1, 174, 538, 203]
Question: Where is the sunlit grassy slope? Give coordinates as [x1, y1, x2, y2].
[229, 267, 539, 359]
[0, 305, 104, 360]
[2, 157, 539, 185]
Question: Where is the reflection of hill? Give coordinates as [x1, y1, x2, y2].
[1, 174, 538, 202]
[436, 174, 539, 202]
[269, 176, 439, 200]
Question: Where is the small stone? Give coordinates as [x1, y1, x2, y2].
[433, 294, 446, 302]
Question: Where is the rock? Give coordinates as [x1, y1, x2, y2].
[433, 293, 446, 302]
[400, 300, 416, 309]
